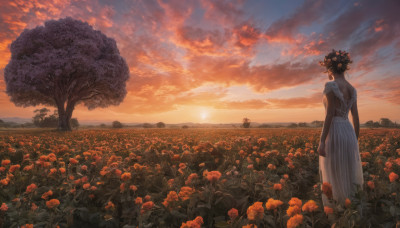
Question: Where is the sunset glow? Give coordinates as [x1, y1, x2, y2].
[0, 0, 399, 124]
[200, 111, 209, 121]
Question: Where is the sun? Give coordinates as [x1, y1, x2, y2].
[200, 111, 208, 121]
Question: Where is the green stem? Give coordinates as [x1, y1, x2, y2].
[311, 212, 314, 228]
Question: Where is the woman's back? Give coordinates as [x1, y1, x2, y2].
[322, 80, 357, 119]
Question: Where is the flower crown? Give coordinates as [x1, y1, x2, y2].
[319, 49, 352, 74]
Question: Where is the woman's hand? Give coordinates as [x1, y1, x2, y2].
[318, 141, 326, 157]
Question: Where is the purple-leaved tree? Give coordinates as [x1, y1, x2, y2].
[4, 17, 130, 131]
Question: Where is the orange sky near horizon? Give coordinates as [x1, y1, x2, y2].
[0, 0, 399, 124]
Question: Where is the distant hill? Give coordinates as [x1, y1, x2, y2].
[0, 117, 32, 124]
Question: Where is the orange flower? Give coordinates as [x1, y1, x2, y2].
[0, 203, 8, 211]
[162, 191, 179, 209]
[1, 159, 11, 166]
[242, 225, 257, 228]
[268, 164, 276, 170]
[367, 181, 375, 189]
[31, 203, 38, 211]
[83, 183, 91, 190]
[273, 183, 282, 190]
[26, 183, 37, 193]
[185, 173, 199, 185]
[246, 202, 264, 220]
[49, 168, 57, 175]
[46, 199, 60, 209]
[287, 214, 303, 228]
[199, 162, 205, 167]
[167, 178, 174, 188]
[302, 200, 318, 213]
[179, 163, 187, 169]
[322, 182, 333, 199]
[114, 169, 122, 177]
[41, 190, 53, 200]
[288, 197, 302, 207]
[389, 172, 399, 182]
[9, 164, 20, 173]
[265, 198, 283, 210]
[179, 186, 195, 201]
[345, 198, 351, 208]
[121, 172, 131, 181]
[180, 216, 204, 228]
[120, 183, 125, 192]
[105, 201, 115, 210]
[21, 224, 33, 228]
[228, 208, 239, 220]
[286, 205, 301, 217]
[130, 185, 137, 191]
[206, 171, 222, 183]
[141, 201, 154, 214]
[135, 197, 143, 205]
[0, 178, 9, 186]
[69, 158, 78, 164]
[324, 206, 333, 215]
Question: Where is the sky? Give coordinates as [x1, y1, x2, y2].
[0, 0, 400, 124]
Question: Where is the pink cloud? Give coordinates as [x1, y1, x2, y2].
[201, 0, 245, 26]
[233, 23, 262, 48]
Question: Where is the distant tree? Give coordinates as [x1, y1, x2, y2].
[0, 119, 4, 128]
[32, 108, 58, 128]
[21, 122, 35, 128]
[182, 125, 189, 129]
[4, 17, 129, 131]
[99, 123, 107, 128]
[243, 117, 251, 128]
[70, 118, 80, 129]
[311, 120, 324, 128]
[143, 123, 154, 128]
[33, 108, 51, 127]
[258, 124, 271, 128]
[380, 118, 393, 128]
[373, 121, 381, 128]
[288, 123, 298, 128]
[298, 122, 308, 127]
[41, 111, 58, 128]
[156, 122, 166, 128]
[365, 120, 374, 128]
[112, 121, 123, 128]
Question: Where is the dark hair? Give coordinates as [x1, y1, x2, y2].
[319, 49, 352, 74]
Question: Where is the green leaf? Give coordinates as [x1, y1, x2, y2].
[170, 210, 187, 219]
[214, 221, 230, 228]
[389, 206, 396, 217]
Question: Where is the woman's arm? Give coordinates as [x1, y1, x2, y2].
[318, 91, 335, 157]
[350, 100, 359, 139]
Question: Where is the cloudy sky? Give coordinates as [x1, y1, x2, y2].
[0, 0, 399, 124]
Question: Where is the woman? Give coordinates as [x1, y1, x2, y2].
[317, 49, 364, 208]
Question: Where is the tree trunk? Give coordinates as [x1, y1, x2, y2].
[57, 100, 75, 131]
[58, 111, 72, 131]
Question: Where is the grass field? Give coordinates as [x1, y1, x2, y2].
[0, 128, 399, 228]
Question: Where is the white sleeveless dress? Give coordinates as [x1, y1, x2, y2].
[319, 81, 364, 207]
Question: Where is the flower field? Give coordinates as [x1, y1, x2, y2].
[0, 128, 399, 228]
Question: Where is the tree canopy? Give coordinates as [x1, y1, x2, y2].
[4, 17, 130, 131]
